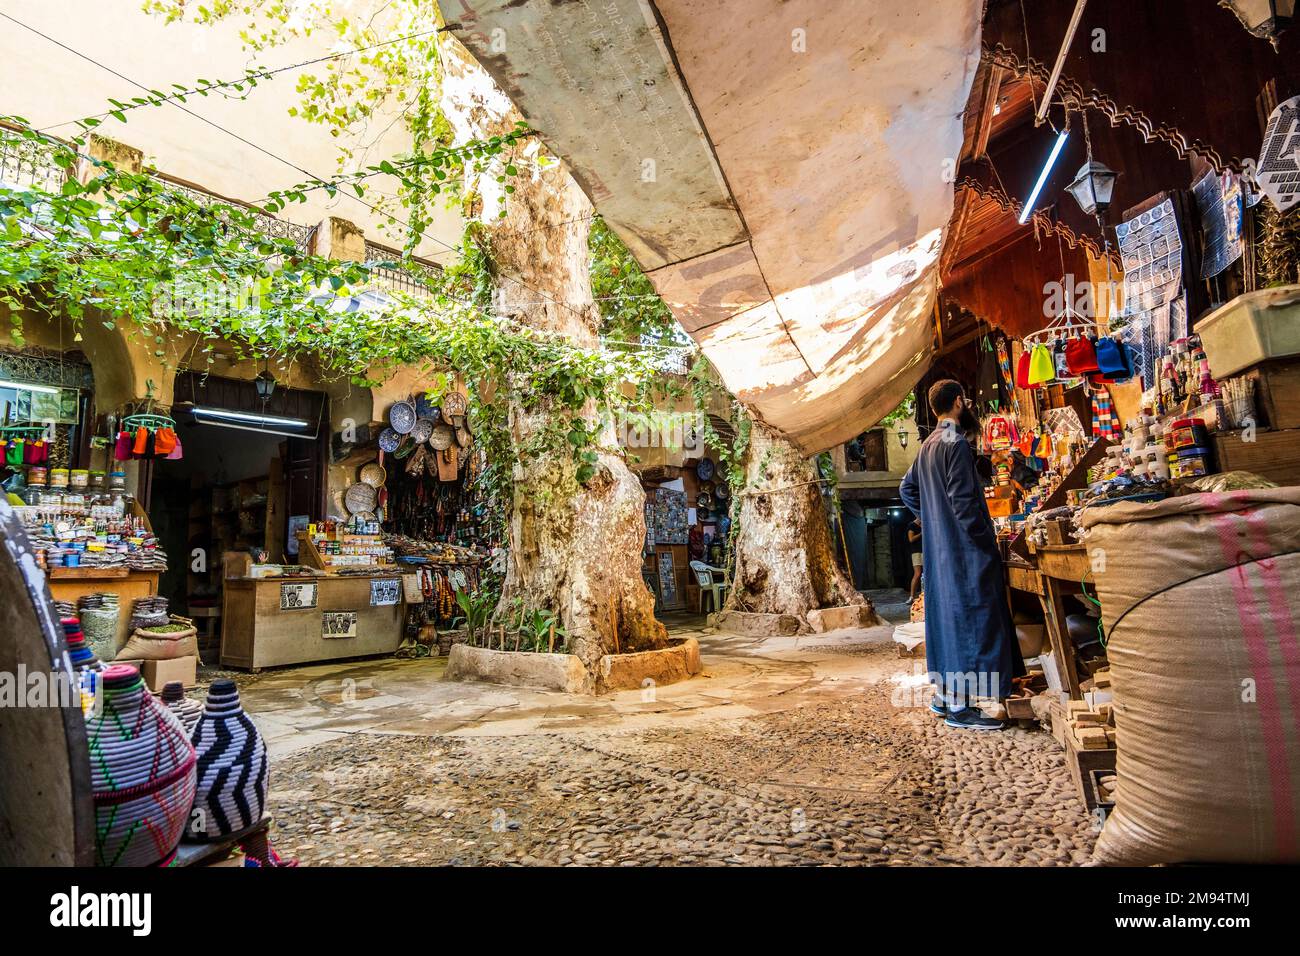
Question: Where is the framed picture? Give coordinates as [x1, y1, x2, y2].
[369, 578, 401, 607]
[322, 611, 357, 639]
[286, 515, 310, 556]
[657, 548, 683, 610]
[279, 581, 318, 610]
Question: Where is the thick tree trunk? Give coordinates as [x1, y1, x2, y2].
[729, 422, 875, 624]
[441, 39, 665, 671]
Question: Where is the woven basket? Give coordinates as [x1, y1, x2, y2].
[185, 679, 269, 840]
[160, 680, 203, 737]
[87, 665, 197, 867]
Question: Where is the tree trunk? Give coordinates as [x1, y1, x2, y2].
[441, 38, 665, 672]
[729, 422, 875, 624]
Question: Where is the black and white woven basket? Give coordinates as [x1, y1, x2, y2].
[184, 679, 269, 840]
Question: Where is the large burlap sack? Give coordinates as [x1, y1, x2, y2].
[1080, 488, 1300, 865]
[117, 622, 199, 662]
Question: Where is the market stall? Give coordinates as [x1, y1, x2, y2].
[218, 388, 497, 668]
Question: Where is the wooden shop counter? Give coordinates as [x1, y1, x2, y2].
[219, 572, 406, 671]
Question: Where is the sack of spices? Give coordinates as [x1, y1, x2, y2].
[1080, 488, 1300, 865]
[118, 619, 199, 662]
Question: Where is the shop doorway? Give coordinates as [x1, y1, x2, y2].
[148, 372, 327, 649]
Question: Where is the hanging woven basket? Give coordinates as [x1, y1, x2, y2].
[87, 665, 197, 867]
[185, 679, 269, 841]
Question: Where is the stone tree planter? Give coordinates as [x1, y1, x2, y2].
[444, 638, 702, 696]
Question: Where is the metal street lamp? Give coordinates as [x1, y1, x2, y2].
[1065, 160, 1119, 219]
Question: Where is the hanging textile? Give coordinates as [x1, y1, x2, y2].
[1091, 385, 1121, 442]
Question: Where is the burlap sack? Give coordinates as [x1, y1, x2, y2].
[118, 623, 199, 662]
[1079, 488, 1300, 865]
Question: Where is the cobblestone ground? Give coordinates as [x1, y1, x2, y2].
[266, 660, 1096, 866]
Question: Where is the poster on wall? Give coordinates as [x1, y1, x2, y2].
[280, 581, 318, 610]
[369, 578, 401, 607]
[322, 611, 358, 639]
[286, 515, 310, 556]
[654, 487, 688, 544]
[657, 548, 683, 610]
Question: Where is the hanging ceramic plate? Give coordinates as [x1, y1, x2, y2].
[430, 423, 455, 450]
[715, 483, 730, 501]
[696, 457, 715, 481]
[378, 428, 402, 453]
[440, 391, 467, 418]
[393, 436, 415, 459]
[697, 506, 711, 522]
[414, 393, 439, 420]
[344, 482, 378, 515]
[359, 461, 387, 488]
[696, 492, 713, 509]
[388, 401, 417, 435]
[410, 418, 435, 444]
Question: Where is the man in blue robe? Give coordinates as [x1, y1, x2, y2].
[899, 380, 1022, 730]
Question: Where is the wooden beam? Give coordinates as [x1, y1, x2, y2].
[972, 66, 1005, 161]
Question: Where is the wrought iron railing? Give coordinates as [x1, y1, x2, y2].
[0, 130, 66, 193]
[363, 240, 439, 298]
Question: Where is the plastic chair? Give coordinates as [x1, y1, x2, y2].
[689, 560, 730, 613]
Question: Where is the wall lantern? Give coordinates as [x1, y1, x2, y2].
[1221, 0, 1295, 48]
[254, 369, 276, 402]
[897, 427, 910, 450]
[1065, 160, 1119, 219]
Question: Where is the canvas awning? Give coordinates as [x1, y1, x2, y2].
[445, 0, 982, 453]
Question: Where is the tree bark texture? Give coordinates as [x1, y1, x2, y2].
[442, 38, 665, 672]
[729, 422, 872, 622]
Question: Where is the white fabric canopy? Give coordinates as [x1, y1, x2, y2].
[446, 0, 982, 452]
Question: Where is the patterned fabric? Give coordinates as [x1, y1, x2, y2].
[87, 665, 197, 867]
[1091, 386, 1121, 441]
[186, 679, 269, 840]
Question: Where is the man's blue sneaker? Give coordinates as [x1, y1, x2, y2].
[944, 706, 1006, 731]
[929, 695, 947, 717]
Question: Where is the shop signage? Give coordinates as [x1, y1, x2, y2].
[322, 611, 358, 639]
[369, 578, 401, 607]
[280, 581, 318, 610]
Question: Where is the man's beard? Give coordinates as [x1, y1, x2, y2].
[958, 406, 980, 435]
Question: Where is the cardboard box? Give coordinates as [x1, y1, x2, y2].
[115, 656, 198, 692]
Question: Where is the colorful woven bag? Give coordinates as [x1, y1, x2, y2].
[87, 665, 197, 867]
[186, 679, 269, 840]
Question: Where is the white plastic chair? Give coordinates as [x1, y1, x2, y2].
[690, 560, 730, 613]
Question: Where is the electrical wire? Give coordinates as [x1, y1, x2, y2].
[4, 10, 586, 322]
[36, 25, 448, 132]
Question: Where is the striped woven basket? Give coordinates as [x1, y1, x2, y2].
[160, 681, 203, 737]
[185, 679, 269, 840]
[87, 665, 197, 867]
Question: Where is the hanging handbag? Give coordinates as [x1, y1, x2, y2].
[1028, 343, 1055, 385]
[1065, 336, 1100, 374]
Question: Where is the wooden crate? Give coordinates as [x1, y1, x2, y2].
[1213, 426, 1300, 486]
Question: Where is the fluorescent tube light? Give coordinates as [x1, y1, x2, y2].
[188, 406, 310, 429]
[1018, 130, 1069, 225]
[0, 379, 60, 394]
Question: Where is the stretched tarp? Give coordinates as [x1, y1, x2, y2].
[445, 0, 982, 453]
